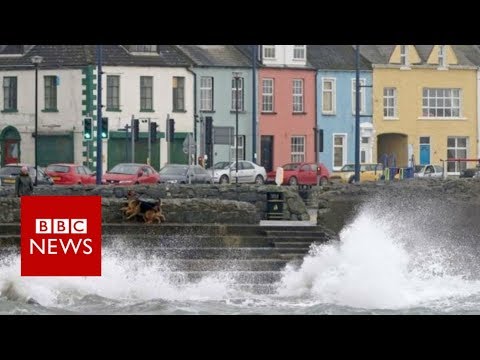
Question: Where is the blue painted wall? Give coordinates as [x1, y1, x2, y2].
[192, 67, 253, 165]
[316, 70, 373, 171]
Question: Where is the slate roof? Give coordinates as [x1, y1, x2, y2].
[0, 45, 193, 70]
[359, 45, 480, 66]
[307, 45, 372, 70]
[175, 45, 251, 67]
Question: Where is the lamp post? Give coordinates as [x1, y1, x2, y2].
[31, 55, 43, 185]
[233, 71, 242, 185]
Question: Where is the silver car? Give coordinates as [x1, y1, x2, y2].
[159, 164, 213, 184]
[212, 161, 267, 184]
[414, 164, 444, 178]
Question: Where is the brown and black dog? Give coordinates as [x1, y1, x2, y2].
[120, 190, 142, 220]
[143, 199, 166, 224]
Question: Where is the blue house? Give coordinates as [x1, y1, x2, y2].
[308, 46, 373, 172]
[176, 45, 255, 168]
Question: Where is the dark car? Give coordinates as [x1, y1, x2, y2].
[0, 163, 54, 186]
[159, 164, 213, 184]
[460, 168, 480, 178]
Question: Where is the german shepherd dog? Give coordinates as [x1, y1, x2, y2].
[120, 191, 165, 224]
[143, 199, 166, 224]
[120, 190, 142, 220]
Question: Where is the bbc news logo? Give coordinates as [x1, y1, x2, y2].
[21, 196, 102, 276]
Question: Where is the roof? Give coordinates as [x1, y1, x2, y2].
[0, 45, 193, 70]
[307, 45, 372, 70]
[359, 45, 480, 67]
[175, 45, 251, 67]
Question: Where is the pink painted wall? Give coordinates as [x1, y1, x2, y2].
[259, 68, 316, 169]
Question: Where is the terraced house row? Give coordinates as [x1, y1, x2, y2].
[1, 45, 480, 175]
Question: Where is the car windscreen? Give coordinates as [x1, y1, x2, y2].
[160, 166, 188, 175]
[414, 165, 424, 173]
[282, 164, 299, 171]
[341, 164, 355, 171]
[108, 164, 140, 174]
[46, 165, 70, 173]
[214, 162, 231, 170]
[0, 167, 21, 175]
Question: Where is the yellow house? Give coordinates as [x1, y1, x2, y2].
[360, 45, 480, 174]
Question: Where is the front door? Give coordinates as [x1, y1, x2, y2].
[419, 137, 430, 165]
[261, 136, 273, 172]
[3, 139, 20, 165]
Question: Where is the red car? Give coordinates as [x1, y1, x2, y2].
[102, 163, 160, 185]
[45, 163, 96, 185]
[267, 162, 330, 186]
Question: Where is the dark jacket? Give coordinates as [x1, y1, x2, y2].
[15, 173, 34, 197]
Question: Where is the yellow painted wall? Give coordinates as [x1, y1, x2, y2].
[389, 45, 422, 65]
[373, 67, 477, 168]
[427, 45, 459, 65]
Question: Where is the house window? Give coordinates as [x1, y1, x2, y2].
[3, 76, 17, 111]
[230, 135, 245, 161]
[438, 45, 446, 67]
[400, 45, 408, 66]
[173, 76, 185, 111]
[322, 78, 336, 114]
[44, 76, 57, 111]
[262, 78, 274, 112]
[263, 45, 276, 59]
[231, 77, 244, 111]
[333, 134, 346, 169]
[106, 75, 120, 111]
[361, 150, 366, 163]
[422, 88, 461, 118]
[292, 79, 304, 113]
[291, 136, 305, 163]
[293, 45, 306, 60]
[383, 87, 397, 118]
[200, 76, 213, 111]
[352, 79, 366, 114]
[130, 45, 157, 53]
[140, 76, 153, 111]
[447, 137, 468, 173]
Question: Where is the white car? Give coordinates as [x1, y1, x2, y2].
[212, 161, 267, 184]
[414, 164, 444, 178]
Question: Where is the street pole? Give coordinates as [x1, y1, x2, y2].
[252, 45, 257, 163]
[147, 118, 151, 165]
[354, 45, 361, 183]
[34, 63, 38, 185]
[131, 115, 135, 163]
[233, 72, 241, 185]
[96, 45, 103, 184]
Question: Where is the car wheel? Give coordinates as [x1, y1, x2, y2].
[255, 175, 264, 185]
[320, 177, 328, 186]
[220, 175, 229, 184]
[348, 175, 355, 184]
[135, 182, 140, 185]
[288, 177, 298, 186]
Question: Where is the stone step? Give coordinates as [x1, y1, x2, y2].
[131, 258, 302, 272]
[273, 242, 314, 249]
[162, 271, 283, 284]
[231, 284, 278, 295]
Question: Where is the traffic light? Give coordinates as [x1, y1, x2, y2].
[101, 117, 109, 139]
[205, 116, 213, 146]
[150, 121, 158, 143]
[84, 118, 93, 141]
[133, 119, 139, 142]
[168, 118, 175, 142]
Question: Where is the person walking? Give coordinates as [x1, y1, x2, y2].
[15, 166, 34, 197]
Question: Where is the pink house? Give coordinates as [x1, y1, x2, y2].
[258, 45, 316, 172]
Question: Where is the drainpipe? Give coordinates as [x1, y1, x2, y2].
[477, 69, 480, 159]
[315, 71, 318, 164]
[252, 45, 257, 163]
[186, 66, 198, 164]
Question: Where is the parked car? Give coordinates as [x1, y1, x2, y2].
[212, 161, 267, 184]
[460, 167, 480, 178]
[414, 164, 443, 178]
[330, 163, 384, 183]
[45, 163, 96, 185]
[266, 162, 330, 186]
[0, 163, 53, 186]
[102, 163, 160, 185]
[159, 164, 213, 184]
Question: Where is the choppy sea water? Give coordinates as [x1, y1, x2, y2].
[2, 200, 480, 315]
